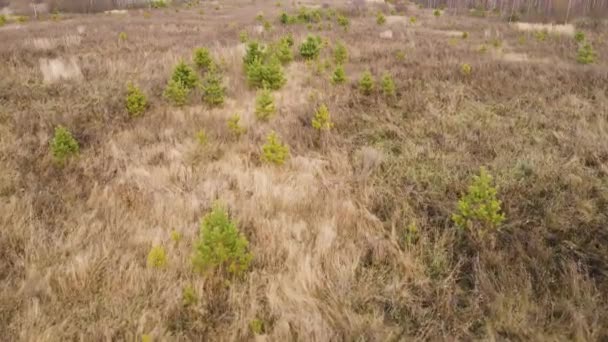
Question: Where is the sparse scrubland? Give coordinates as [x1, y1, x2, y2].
[2, 0, 608, 340]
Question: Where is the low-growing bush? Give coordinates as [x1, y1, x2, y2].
[331, 65, 346, 84]
[312, 104, 334, 131]
[462, 31, 469, 39]
[381, 73, 395, 98]
[51, 125, 79, 163]
[261, 131, 290, 165]
[170, 61, 199, 90]
[577, 43, 596, 64]
[201, 68, 225, 106]
[246, 56, 286, 90]
[255, 88, 276, 121]
[460, 63, 472, 76]
[147, 245, 167, 268]
[163, 79, 190, 106]
[228, 114, 247, 137]
[452, 167, 505, 237]
[337, 15, 350, 31]
[118, 32, 127, 41]
[574, 31, 585, 43]
[433, 9, 441, 17]
[535, 29, 548, 41]
[193, 47, 214, 70]
[333, 42, 348, 65]
[409, 16, 417, 24]
[299, 35, 322, 60]
[359, 70, 374, 95]
[192, 204, 252, 276]
[125, 83, 148, 117]
[376, 12, 386, 25]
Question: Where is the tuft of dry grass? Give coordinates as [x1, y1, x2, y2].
[1, 0, 608, 340]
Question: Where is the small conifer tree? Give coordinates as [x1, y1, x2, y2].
[255, 88, 276, 121]
[312, 104, 334, 131]
[359, 71, 375, 95]
[261, 131, 290, 165]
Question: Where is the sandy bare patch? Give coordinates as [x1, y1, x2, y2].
[385, 15, 407, 25]
[380, 30, 393, 39]
[105, 9, 128, 15]
[513, 22, 575, 36]
[39, 57, 83, 83]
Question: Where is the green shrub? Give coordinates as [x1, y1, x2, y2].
[462, 31, 469, 39]
[151, 0, 168, 8]
[452, 167, 505, 235]
[163, 79, 190, 106]
[201, 68, 225, 106]
[274, 39, 293, 64]
[299, 35, 322, 60]
[574, 31, 585, 43]
[279, 12, 291, 24]
[193, 47, 214, 70]
[243, 41, 265, 68]
[255, 88, 276, 121]
[263, 20, 272, 32]
[250, 319, 265, 334]
[409, 16, 417, 24]
[331, 65, 346, 84]
[196, 130, 208, 146]
[433, 9, 441, 17]
[182, 285, 198, 306]
[0, 15, 6, 27]
[118, 32, 127, 41]
[255, 12, 264, 21]
[239, 30, 249, 43]
[577, 43, 596, 64]
[126, 83, 148, 117]
[381, 73, 395, 98]
[50, 125, 79, 163]
[337, 15, 350, 30]
[147, 245, 167, 268]
[192, 204, 252, 276]
[535, 29, 548, 41]
[359, 71, 374, 95]
[283, 33, 294, 47]
[246, 56, 286, 90]
[333, 42, 348, 65]
[227, 114, 247, 137]
[312, 104, 333, 131]
[460, 63, 472, 76]
[261, 131, 290, 165]
[376, 12, 386, 25]
[170, 61, 198, 90]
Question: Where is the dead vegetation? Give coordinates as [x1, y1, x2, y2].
[1, 0, 608, 340]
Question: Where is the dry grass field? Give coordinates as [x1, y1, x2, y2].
[1, 0, 608, 340]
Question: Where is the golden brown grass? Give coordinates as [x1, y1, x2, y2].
[1, 0, 608, 340]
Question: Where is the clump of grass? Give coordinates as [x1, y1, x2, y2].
[227, 114, 247, 137]
[333, 42, 348, 65]
[577, 43, 596, 64]
[171, 231, 182, 245]
[261, 131, 290, 165]
[409, 16, 417, 24]
[331, 65, 346, 84]
[255, 88, 276, 121]
[359, 70, 375, 95]
[312, 104, 334, 131]
[376, 12, 386, 25]
[263, 20, 272, 32]
[452, 167, 505, 237]
[193, 47, 213, 70]
[50, 125, 79, 164]
[118, 32, 127, 41]
[147, 245, 167, 268]
[395, 50, 406, 61]
[381, 73, 395, 98]
[299, 35, 322, 60]
[192, 204, 252, 276]
[490, 38, 502, 48]
[201, 67, 225, 106]
[460, 63, 472, 76]
[125, 83, 148, 117]
[535, 29, 548, 41]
